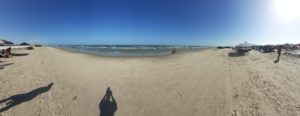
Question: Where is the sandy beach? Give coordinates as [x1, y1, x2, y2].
[0, 47, 300, 116]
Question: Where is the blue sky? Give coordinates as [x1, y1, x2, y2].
[0, 0, 299, 45]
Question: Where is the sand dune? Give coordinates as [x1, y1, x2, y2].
[0, 47, 300, 116]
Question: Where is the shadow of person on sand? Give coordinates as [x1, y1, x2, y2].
[273, 58, 279, 63]
[99, 87, 117, 116]
[0, 63, 14, 70]
[274, 56, 280, 63]
[0, 63, 14, 67]
[0, 83, 54, 112]
[12, 53, 29, 56]
[228, 52, 245, 57]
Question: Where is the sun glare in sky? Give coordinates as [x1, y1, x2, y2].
[272, 0, 300, 22]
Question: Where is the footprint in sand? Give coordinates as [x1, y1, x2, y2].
[295, 104, 300, 110]
[72, 96, 77, 100]
[177, 92, 183, 99]
[231, 110, 239, 116]
[233, 93, 239, 100]
[232, 87, 239, 100]
[58, 103, 63, 109]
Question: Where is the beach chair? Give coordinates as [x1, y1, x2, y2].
[0, 49, 5, 57]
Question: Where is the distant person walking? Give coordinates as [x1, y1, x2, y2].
[277, 46, 282, 60]
[171, 49, 176, 54]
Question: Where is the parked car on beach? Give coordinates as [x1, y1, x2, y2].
[235, 46, 251, 54]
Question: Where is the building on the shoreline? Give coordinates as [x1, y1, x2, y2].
[283, 43, 297, 50]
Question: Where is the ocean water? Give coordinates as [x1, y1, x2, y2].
[53, 45, 210, 57]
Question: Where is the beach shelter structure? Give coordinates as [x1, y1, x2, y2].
[236, 41, 255, 47]
[20, 42, 30, 45]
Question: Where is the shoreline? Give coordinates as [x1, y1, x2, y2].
[49, 45, 212, 58]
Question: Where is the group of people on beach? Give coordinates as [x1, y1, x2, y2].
[1, 47, 12, 58]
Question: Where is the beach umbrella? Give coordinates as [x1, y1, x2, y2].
[0, 40, 4, 46]
[0, 39, 14, 45]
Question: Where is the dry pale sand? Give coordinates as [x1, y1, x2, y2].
[0, 47, 300, 116]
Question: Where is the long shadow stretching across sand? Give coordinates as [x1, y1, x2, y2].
[99, 87, 117, 116]
[274, 59, 280, 63]
[0, 63, 14, 67]
[274, 56, 280, 63]
[228, 52, 245, 57]
[12, 53, 29, 56]
[0, 83, 53, 112]
[0, 63, 14, 70]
